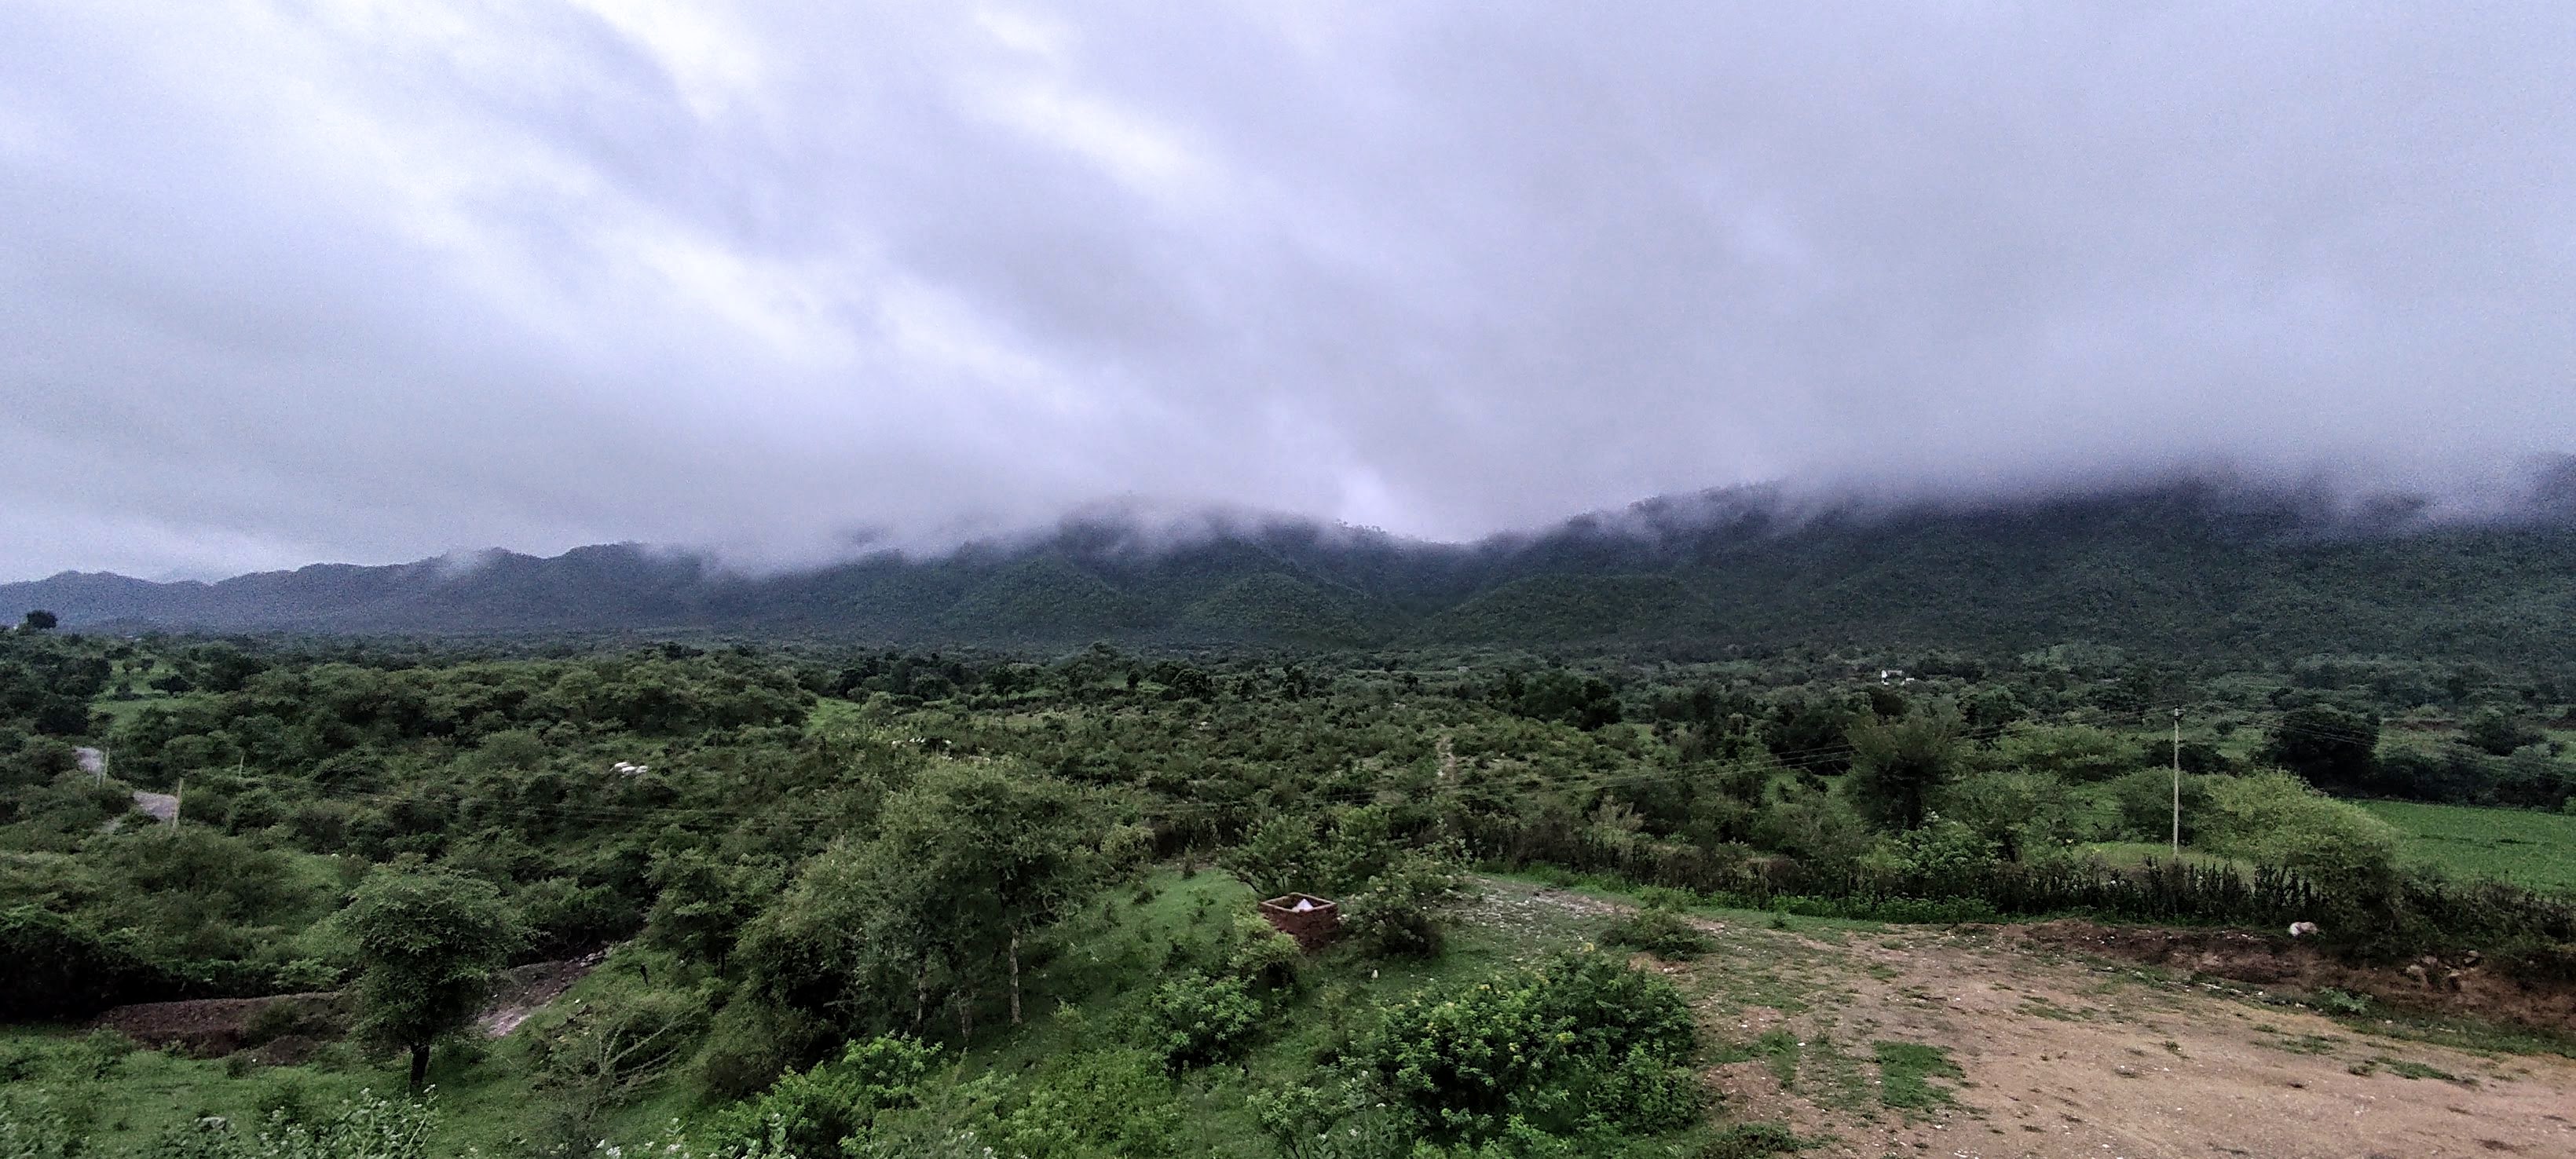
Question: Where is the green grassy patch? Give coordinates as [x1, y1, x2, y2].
[2357, 800, 2576, 893]
[2261, 1033, 2341, 1056]
[2334, 1007, 2576, 1061]
[2016, 997, 2089, 1022]
[1711, 1029, 1803, 1087]
[2350, 1055, 2468, 1083]
[1870, 1040, 1962, 1110]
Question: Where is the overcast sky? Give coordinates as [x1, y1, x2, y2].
[3, 2, 2571, 579]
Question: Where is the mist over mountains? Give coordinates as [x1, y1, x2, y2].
[10, 476, 2574, 661]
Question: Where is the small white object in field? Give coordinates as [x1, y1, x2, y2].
[2288, 921, 2321, 938]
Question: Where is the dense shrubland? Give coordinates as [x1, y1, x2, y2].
[2, 620, 2574, 1154]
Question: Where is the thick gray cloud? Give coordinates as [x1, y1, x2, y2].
[2, 2, 2571, 579]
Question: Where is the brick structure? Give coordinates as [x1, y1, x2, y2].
[1259, 893, 1341, 951]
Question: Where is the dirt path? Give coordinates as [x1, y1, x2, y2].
[1489, 883, 2576, 1159]
[474, 951, 607, 1038]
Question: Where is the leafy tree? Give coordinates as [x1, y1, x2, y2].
[1845, 705, 1966, 830]
[1217, 813, 1319, 901]
[0, 905, 166, 1021]
[18, 610, 54, 632]
[1766, 697, 1859, 772]
[1510, 670, 1623, 730]
[328, 868, 521, 1088]
[884, 762, 1107, 1027]
[2495, 744, 2573, 810]
[2462, 708, 2545, 758]
[1962, 685, 2025, 730]
[1990, 723, 2136, 783]
[1341, 845, 1470, 958]
[2259, 706, 2379, 792]
[741, 762, 1107, 1037]
[1937, 770, 2074, 861]
[645, 847, 771, 969]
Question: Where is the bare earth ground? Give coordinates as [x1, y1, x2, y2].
[474, 951, 608, 1038]
[95, 993, 346, 1058]
[1469, 881, 2576, 1159]
[89, 952, 606, 1057]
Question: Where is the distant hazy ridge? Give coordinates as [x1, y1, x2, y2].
[10, 482, 2574, 659]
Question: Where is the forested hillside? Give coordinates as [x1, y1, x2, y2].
[10, 481, 2576, 660]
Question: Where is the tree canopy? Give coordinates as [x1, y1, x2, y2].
[329, 866, 521, 1088]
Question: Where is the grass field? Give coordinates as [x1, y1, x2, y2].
[2359, 800, 2576, 894]
[2070, 841, 2252, 873]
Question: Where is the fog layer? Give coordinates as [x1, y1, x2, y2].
[2, 2, 2571, 579]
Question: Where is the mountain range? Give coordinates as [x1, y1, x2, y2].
[9, 480, 2575, 660]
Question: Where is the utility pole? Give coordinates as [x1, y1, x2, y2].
[172, 776, 182, 832]
[2170, 707, 2183, 854]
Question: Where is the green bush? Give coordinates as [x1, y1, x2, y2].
[992, 1048, 1181, 1159]
[108, 1091, 438, 1159]
[1136, 971, 1263, 1069]
[710, 1034, 943, 1158]
[1350, 951, 1700, 1144]
[1885, 818, 2000, 884]
[70, 1029, 136, 1080]
[1344, 849, 1469, 959]
[690, 1000, 828, 1102]
[1599, 907, 1715, 960]
[1221, 912, 1302, 990]
[2201, 773, 2401, 897]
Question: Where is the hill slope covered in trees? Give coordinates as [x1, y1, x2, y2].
[9, 481, 2576, 660]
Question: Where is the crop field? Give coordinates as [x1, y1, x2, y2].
[2359, 800, 2576, 894]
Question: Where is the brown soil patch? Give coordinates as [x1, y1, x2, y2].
[243, 1033, 326, 1066]
[1493, 883, 2576, 1159]
[93, 993, 346, 1058]
[1696, 927, 2575, 1158]
[2010, 920, 2576, 1036]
